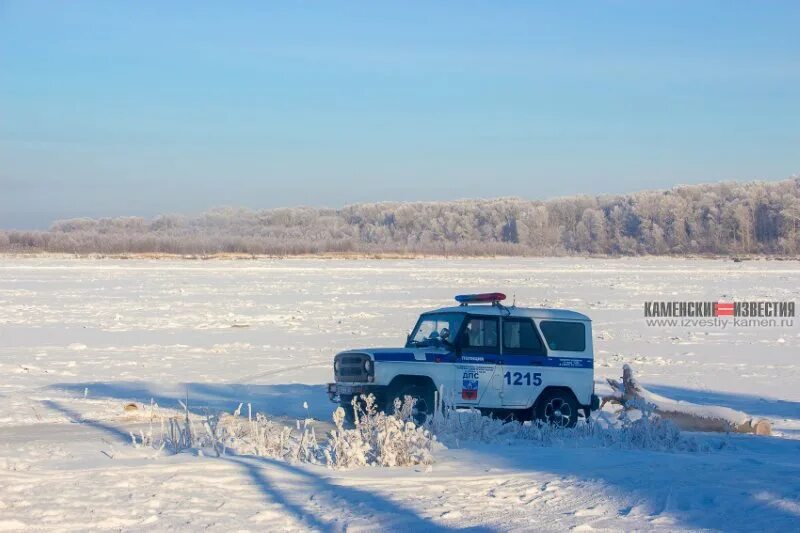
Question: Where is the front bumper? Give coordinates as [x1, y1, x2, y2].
[327, 382, 387, 403]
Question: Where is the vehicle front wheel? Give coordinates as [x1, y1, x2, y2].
[390, 382, 435, 426]
[339, 394, 385, 425]
[535, 390, 579, 428]
[338, 394, 356, 425]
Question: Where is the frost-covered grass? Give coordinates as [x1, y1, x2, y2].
[429, 401, 704, 453]
[428, 387, 708, 453]
[130, 395, 439, 469]
[324, 396, 438, 468]
[129, 392, 706, 476]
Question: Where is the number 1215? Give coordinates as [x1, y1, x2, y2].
[503, 371, 542, 386]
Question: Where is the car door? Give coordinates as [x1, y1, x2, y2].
[500, 317, 547, 407]
[454, 315, 502, 407]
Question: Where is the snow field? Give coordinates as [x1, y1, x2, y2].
[1, 257, 799, 531]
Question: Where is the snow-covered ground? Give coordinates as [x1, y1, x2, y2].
[1, 257, 799, 531]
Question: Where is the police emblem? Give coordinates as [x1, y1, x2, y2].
[461, 378, 479, 400]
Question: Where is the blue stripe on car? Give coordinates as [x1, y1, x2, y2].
[372, 352, 592, 368]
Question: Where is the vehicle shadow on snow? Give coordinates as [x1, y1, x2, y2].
[41, 397, 469, 531]
[49, 381, 334, 421]
[41, 399, 132, 442]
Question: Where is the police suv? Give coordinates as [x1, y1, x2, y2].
[327, 293, 599, 427]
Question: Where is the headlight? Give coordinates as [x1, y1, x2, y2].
[334, 359, 340, 372]
[363, 359, 373, 373]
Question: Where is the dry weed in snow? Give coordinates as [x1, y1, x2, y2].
[324, 395, 439, 469]
[130, 395, 439, 469]
[428, 391, 705, 453]
[131, 390, 705, 475]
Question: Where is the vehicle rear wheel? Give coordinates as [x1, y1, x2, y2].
[391, 382, 435, 426]
[535, 390, 579, 428]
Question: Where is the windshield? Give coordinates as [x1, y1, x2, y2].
[407, 313, 464, 348]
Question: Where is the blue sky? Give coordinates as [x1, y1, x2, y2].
[1, 1, 798, 228]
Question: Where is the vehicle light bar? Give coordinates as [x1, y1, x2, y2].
[455, 292, 506, 305]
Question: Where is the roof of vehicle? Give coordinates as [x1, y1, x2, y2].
[424, 305, 590, 321]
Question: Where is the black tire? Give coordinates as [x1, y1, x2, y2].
[535, 390, 579, 428]
[390, 381, 435, 425]
[339, 394, 356, 425]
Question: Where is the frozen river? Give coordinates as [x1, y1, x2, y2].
[1, 257, 799, 530]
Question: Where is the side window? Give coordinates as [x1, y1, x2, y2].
[502, 318, 546, 355]
[539, 321, 586, 352]
[460, 317, 499, 353]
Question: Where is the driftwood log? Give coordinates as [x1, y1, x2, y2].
[602, 364, 771, 436]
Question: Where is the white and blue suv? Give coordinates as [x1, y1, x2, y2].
[327, 293, 599, 427]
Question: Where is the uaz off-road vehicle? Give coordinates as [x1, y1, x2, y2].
[327, 293, 599, 427]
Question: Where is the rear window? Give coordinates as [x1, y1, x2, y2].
[502, 319, 546, 355]
[539, 321, 586, 352]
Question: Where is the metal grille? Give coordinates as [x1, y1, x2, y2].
[334, 352, 369, 382]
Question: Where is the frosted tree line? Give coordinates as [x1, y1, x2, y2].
[2, 178, 799, 256]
